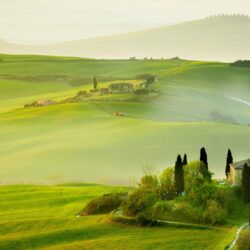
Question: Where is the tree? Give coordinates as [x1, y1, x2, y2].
[140, 175, 159, 193]
[225, 149, 233, 177]
[93, 76, 98, 90]
[136, 74, 155, 87]
[241, 163, 250, 226]
[159, 167, 175, 199]
[200, 147, 208, 170]
[241, 164, 250, 203]
[183, 154, 188, 166]
[184, 161, 204, 191]
[200, 147, 212, 181]
[174, 155, 184, 195]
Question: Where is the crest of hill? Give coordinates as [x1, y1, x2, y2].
[0, 15, 250, 61]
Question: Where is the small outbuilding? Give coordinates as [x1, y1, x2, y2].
[100, 88, 109, 94]
[109, 83, 134, 94]
[227, 159, 250, 186]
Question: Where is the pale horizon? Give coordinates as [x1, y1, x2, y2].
[1, 0, 250, 45]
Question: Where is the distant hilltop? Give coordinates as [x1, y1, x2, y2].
[207, 14, 249, 18]
[0, 15, 250, 62]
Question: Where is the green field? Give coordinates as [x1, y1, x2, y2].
[0, 54, 250, 183]
[0, 184, 236, 250]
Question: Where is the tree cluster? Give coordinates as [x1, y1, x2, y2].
[231, 60, 250, 68]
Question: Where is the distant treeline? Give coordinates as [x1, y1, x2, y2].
[230, 60, 250, 68]
[207, 14, 249, 18]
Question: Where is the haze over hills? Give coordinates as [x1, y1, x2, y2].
[0, 54, 250, 183]
[0, 15, 250, 61]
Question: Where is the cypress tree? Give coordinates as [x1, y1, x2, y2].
[93, 76, 98, 90]
[241, 163, 250, 226]
[241, 163, 250, 203]
[183, 154, 188, 166]
[225, 149, 233, 177]
[174, 155, 184, 195]
[200, 147, 208, 170]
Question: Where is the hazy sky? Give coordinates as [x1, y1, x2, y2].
[1, 0, 250, 44]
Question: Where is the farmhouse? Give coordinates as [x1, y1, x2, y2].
[227, 158, 250, 186]
[99, 88, 109, 94]
[24, 99, 56, 108]
[109, 83, 134, 94]
[36, 99, 56, 106]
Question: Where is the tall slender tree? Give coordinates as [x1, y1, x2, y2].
[93, 76, 98, 90]
[200, 147, 208, 170]
[183, 154, 188, 166]
[241, 163, 250, 225]
[225, 149, 233, 177]
[174, 155, 184, 195]
[241, 163, 250, 203]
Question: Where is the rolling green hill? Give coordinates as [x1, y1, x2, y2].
[1, 15, 250, 61]
[0, 185, 236, 250]
[0, 54, 250, 183]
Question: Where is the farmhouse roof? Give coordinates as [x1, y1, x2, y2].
[109, 83, 133, 88]
[231, 158, 250, 169]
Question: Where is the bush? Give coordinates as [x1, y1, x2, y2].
[136, 74, 156, 85]
[153, 200, 175, 214]
[81, 193, 126, 215]
[136, 213, 157, 227]
[77, 90, 87, 96]
[237, 231, 250, 250]
[174, 201, 200, 221]
[122, 190, 159, 217]
[202, 200, 228, 225]
[188, 184, 217, 207]
[134, 89, 150, 95]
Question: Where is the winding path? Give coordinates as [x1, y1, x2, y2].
[227, 223, 248, 250]
[112, 210, 249, 249]
[230, 97, 250, 108]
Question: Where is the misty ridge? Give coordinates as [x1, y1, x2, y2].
[0, 14, 250, 62]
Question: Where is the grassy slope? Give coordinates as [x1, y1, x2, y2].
[0, 55, 250, 182]
[0, 185, 236, 250]
[1, 57, 250, 122]
[0, 55, 249, 249]
[1, 103, 250, 183]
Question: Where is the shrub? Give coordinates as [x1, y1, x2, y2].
[122, 190, 159, 217]
[188, 184, 217, 207]
[77, 90, 87, 96]
[237, 231, 250, 249]
[134, 89, 150, 95]
[136, 213, 157, 227]
[214, 188, 230, 210]
[153, 200, 175, 215]
[136, 74, 156, 85]
[81, 193, 126, 215]
[202, 200, 228, 225]
[174, 201, 200, 221]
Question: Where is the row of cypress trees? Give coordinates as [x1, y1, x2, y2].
[174, 148, 209, 195]
[174, 148, 250, 224]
